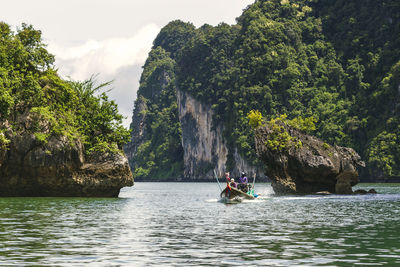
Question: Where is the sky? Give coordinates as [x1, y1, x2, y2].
[1, 0, 254, 128]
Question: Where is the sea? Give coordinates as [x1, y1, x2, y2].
[0, 183, 399, 266]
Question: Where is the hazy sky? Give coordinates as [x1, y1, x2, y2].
[1, 0, 254, 127]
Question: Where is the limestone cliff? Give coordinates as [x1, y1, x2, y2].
[124, 45, 266, 181]
[0, 116, 133, 197]
[177, 89, 266, 180]
[177, 89, 227, 179]
[125, 83, 267, 181]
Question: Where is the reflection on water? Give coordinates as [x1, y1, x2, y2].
[0, 183, 399, 266]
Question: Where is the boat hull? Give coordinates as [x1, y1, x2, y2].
[220, 186, 255, 200]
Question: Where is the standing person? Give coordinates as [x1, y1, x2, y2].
[238, 172, 248, 192]
[224, 172, 232, 198]
[225, 172, 231, 184]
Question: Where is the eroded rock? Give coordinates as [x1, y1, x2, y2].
[0, 118, 133, 197]
[255, 123, 365, 194]
[177, 89, 265, 180]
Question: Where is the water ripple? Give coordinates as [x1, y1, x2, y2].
[0, 183, 399, 266]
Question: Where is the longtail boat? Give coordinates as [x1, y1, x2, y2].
[220, 186, 255, 200]
[214, 170, 258, 203]
[219, 184, 258, 203]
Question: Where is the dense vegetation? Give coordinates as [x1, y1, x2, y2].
[130, 46, 184, 179]
[0, 23, 130, 155]
[131, 0, 400, 180]
[248, 111, 316, 152]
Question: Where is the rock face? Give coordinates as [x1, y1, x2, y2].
[124, 96, 148, 172]
[177, 90, 265, 180]
[0, 117, 133, 197]
[254, 123, 365, 194]
[177, 89, 227, 179]
[124, 60, 267, 181]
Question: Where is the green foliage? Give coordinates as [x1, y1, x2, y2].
[264, 114, 308, 152]
[33, 132, 49, 144]
[132, 0, 400, 179]
[30, 106, 59, 144]
[0, 22, 130, 156]
[247, 110, 264, 129]
[0, 89, 14, 117]
[367, 128, 400, 177]
[265, 123, 293, 152]
[69, 77, 131, 154]
[322, 142, 331, 150]
[130, 46, 184, 180]
[153, 20, 196, 58]
[0, 130, 10, 149]
[295, 140, 303, 149]
[288, 116, 317, 133]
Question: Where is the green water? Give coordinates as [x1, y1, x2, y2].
[0, 183, 399, 266]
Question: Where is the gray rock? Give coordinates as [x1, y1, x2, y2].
[0, 117, 133, 197]
[354, 188, 378, 194]
[368, 188, 377, 194]
[353, 189, 368, 194]
[255, 123, 365, 194]
[177, 90, 265, 180]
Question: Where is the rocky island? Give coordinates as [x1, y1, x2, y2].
[253, 114, 367, 194]
[0, 23, 133, 197]
[0, 122, 132, 197]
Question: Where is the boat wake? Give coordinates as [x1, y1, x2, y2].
[218, 196, 243, 204]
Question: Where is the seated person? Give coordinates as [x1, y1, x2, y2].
[229, 178, 237, 188]
[238, 172, 249, 192]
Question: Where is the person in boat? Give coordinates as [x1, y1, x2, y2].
[229, 178, 237, 188]
[225, 172, 231, 183]
[238, 172, 249, 192]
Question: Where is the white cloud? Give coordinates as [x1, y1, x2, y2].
[47, 24, 161, 128]
[48, 23, 160, 80]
